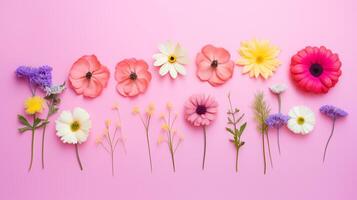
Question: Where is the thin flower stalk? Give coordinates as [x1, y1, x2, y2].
[96, 104, 126, 176]
[159, 103, 184, 172]
[253, 92, 271, 174]
[226, 93, 247, 173]
[133, 104, 155, 172]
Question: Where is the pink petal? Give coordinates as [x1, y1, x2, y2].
[70, 58, 90, 79]
[83, 79, 102, 98]
[208, 71, 225, 86]
[201, 45, 216, 61]
[85, 55, 102, 72]
[214, 47, 230, 63]
[93, 66, 110, 87]
[216, 61, 234, 81]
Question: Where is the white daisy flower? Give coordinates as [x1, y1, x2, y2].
[287, 106, 315, 135]
[153, 41, 189, 79]
[269, 83, 287, 94]
[55, 107, 91, 144]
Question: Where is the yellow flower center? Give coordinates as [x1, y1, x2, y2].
[297, 117, 305, 125]
[168, 55, 176, 63]
[255, 55, 264, 64]
[70, 121, 81, 132]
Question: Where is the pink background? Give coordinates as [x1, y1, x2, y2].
[1, 0, 356, 199]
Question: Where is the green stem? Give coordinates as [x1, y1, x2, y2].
[145, 117, 153, 173]
[235, 145, 239, 173]
[75, 144, 83, 171]
[202, 126, 207, 170]
[28, 115, 36, 172]
[323, 118, 336, 162]
[277, 128, 281, 155]
[28, 127, 35, 172]
[262, 131, 266, 175]
[266, 131, 274, 168]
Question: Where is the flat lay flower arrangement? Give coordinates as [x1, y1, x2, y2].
[14, 40, 348, 175]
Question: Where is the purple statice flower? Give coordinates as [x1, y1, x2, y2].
[34, 65, 52, 88]
[320, 105, 348, 119]
[15, 65, 52, 89]
[265, 113, 290, 129]
[15, 66, 39, 85]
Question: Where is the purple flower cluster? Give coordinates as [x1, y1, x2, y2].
[320, 105, 348, 119]
[15, 65, 52, 89]
[265, 113, 290, 129]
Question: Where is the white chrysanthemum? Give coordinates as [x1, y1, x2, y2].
[55, 107, 91, 144]
[153, 41, 189, 79]
[270, 83, 287, 94]
[287, 106, 315, 135]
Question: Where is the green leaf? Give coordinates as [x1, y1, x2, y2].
[18, 127, 32, 133]
[35, 120, 49, 129]
[238, 122, 247, 137]
[33, 118, 42, 127]
[18, 115, 31, 127]
[226, 127, 234, 135]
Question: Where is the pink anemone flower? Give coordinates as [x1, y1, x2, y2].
[115, 58, 152, 97]
[196, 45, 235, 86]
[69, 55, 110, 98]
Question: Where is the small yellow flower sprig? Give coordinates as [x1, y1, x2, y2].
[18, 96, 49, 171]
[158, 102, 184, 172]
[132, 103, 155, 172]
[95, 103, 127, 176]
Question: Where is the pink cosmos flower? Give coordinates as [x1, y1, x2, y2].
[184, 94, 218, 127]
[115, 58, 152, 97]
[290, 46, 342, 94]
[69, 55, 110, 98]
[196, 45, 235, 86]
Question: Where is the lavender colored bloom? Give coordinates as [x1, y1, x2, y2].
[265, 113, 290, 129]
[15, 66, 39, 84]
[15, 65, 52, 89]
[34, 65, 52, 88]
[320, 105, 348, 119]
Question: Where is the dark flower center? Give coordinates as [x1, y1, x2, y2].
[85, 71, 92, 79]
[196, 105, 207, 115]
[309, 63, 323, 77]
[211, 60, 218, 68]
[129, 72, 138, 80]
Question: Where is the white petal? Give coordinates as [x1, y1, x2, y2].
[302, 123, 314, 134]
[174, 63, 186, 75]
[61, 133, 78, 144]
[58, 111, 73, 124]
[158, 41, 174, 55]
[176, 55, 189, 65]
[76, 129, 89, 143]
[159, 63, 171, 76]
[169, 66, 178, 79]
[80, 119, 92, 132]
[73, 107, 90, 121]
[153, 53, 168, 66]
[55, 121, 71, 136]
[287, 119, 302, 134]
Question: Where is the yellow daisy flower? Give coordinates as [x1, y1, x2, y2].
[24, 96, 45, 115]
[237, 39, 281, 79]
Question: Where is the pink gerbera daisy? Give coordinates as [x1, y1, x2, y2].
[184, 94, 218, 170]
[290, 46, 342, 94]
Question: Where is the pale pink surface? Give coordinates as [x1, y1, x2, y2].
[0, 0, 356, 200]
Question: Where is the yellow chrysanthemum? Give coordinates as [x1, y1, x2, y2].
[237, 39, 281, 79]
[24, 96, 45, 115]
